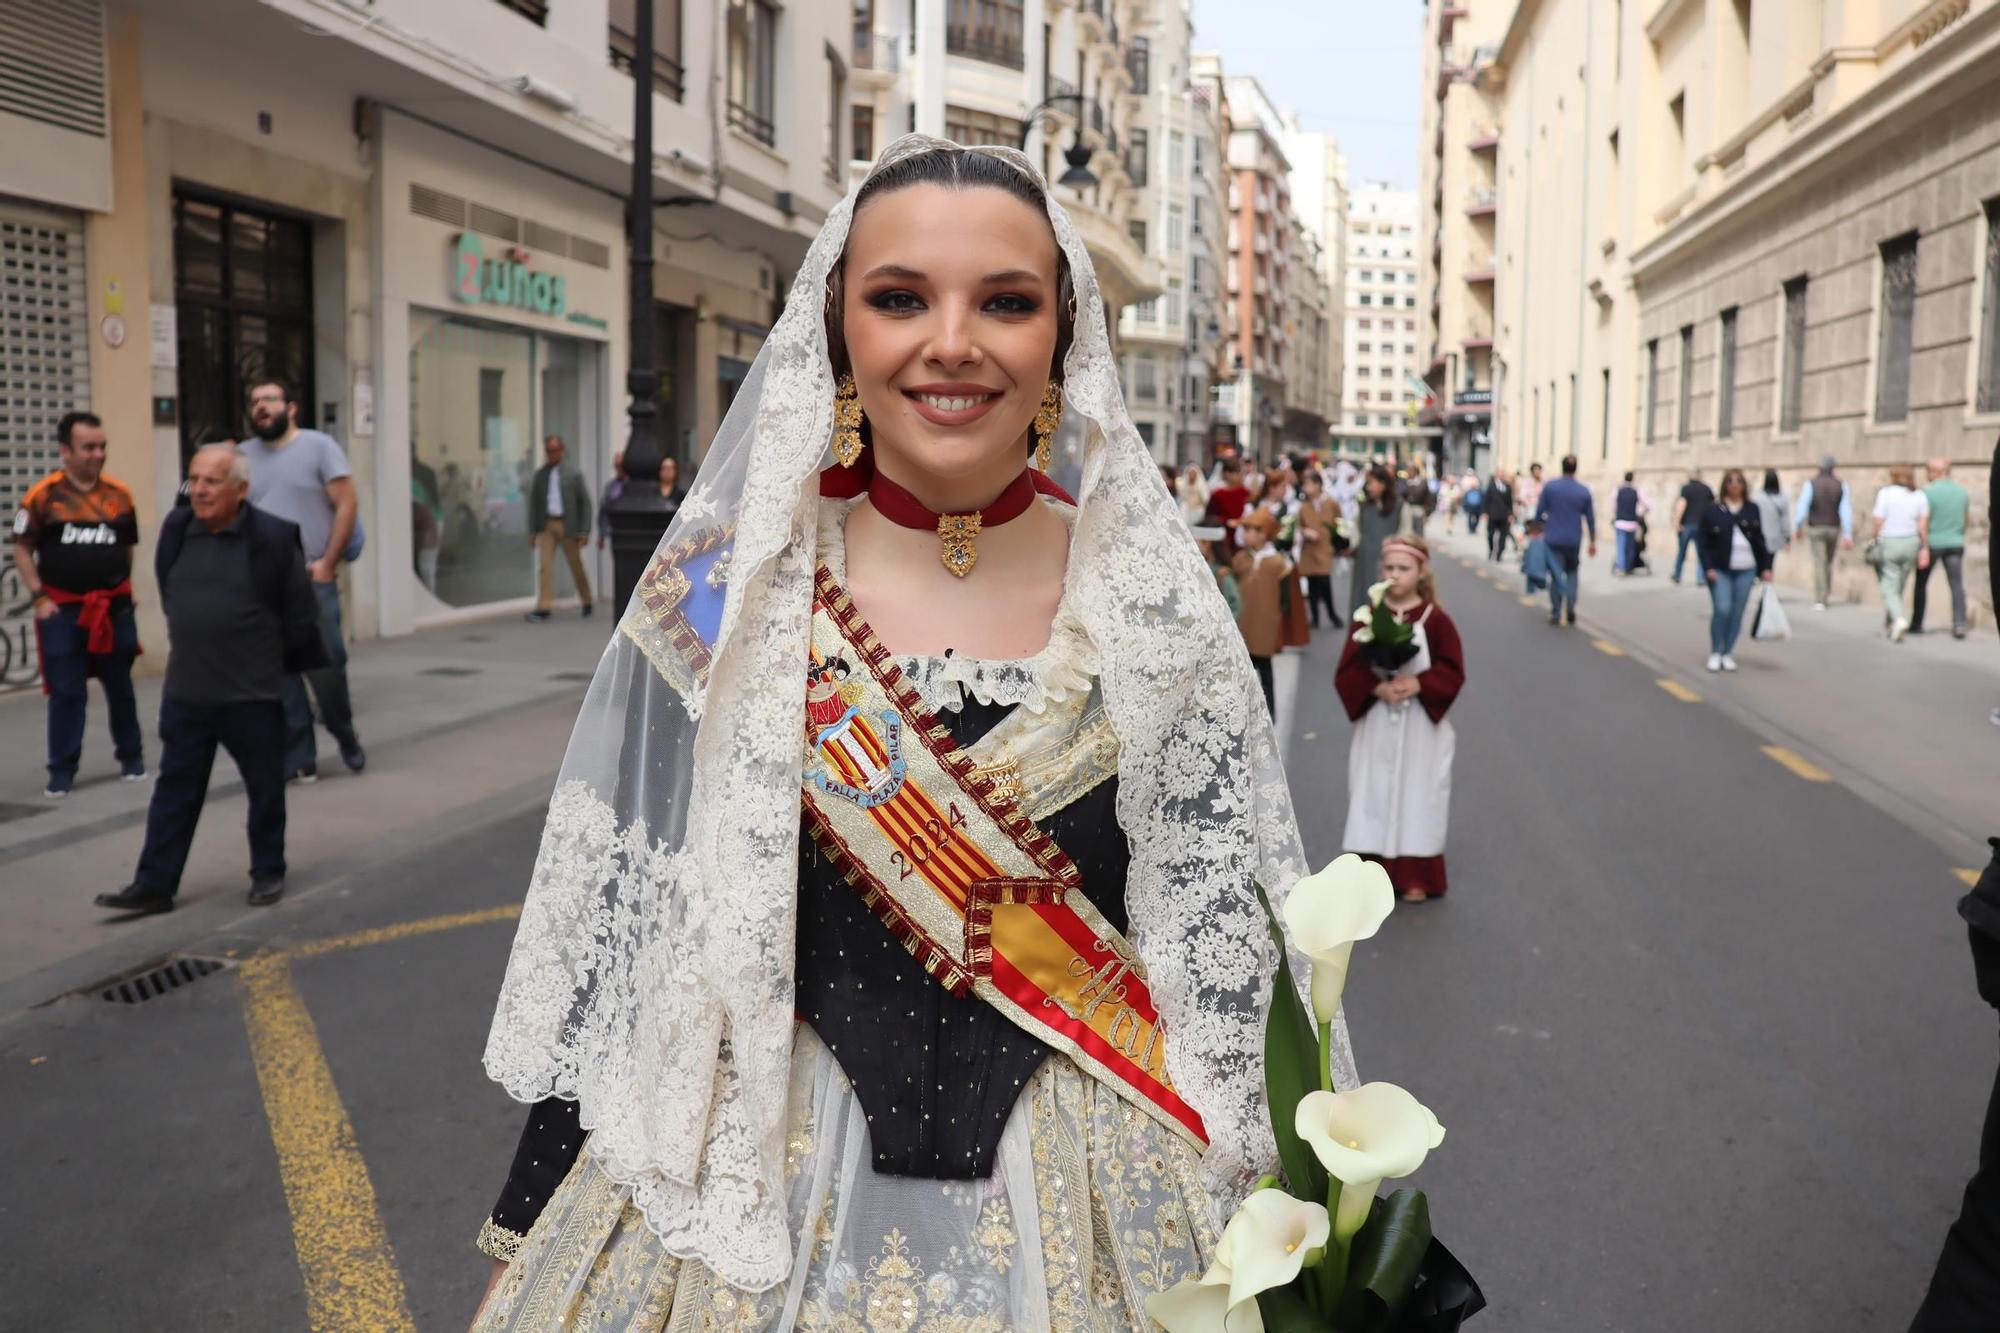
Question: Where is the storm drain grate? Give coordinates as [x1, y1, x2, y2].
[548, 670, 594, 682]
[98, 955, 235, 1005]
[421, 666, 482, 677]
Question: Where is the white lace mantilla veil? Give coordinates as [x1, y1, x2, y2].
[481, 133, 1358, 1292]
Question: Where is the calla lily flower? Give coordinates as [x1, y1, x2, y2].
[1353, 626, 1375, 643]
[1352, 603, 1374, 625]
[1367, 579, 1392, 603]
[1295, 1083, 1447, 1240]
[1146, 1261, 1266, 1332]
[1280, 854, 1395, 1023]
[1213, 1187, 1331, 1313]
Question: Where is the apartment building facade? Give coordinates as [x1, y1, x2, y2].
[1419, 0, 1509, 475]
[1284, 124, 1351, 455]
[1480, 0, 1998, 623]
[0, 0, 845, 677]
[1212, 71, 1294, 463]
[1335, 183, 1427, 461]
[1114, 0, 1219, 465]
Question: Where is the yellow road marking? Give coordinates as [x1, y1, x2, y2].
[1954, 868, 1981, 887]
[1517, 594, 1537, 607]
[1656, 678, 1701, 703]
[1761, 745, 1831, 782]
[1591, 639, 1625, 657]
[241, 956, 416, 1332]
[290, 903, 524, 959]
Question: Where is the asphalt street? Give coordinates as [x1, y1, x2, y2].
[2, 552, 1992, 1332]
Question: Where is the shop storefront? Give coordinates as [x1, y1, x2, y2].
[372, 111, 625, 634]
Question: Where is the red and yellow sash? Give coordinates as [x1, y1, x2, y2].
[802, 566, 1207, 1148]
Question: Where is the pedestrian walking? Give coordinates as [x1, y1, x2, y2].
[1612, 471, 1648, 575]
[93, 445, 326, 916]
[524, 434, 594, 623]
[1174, 461, 1209, 526]
[1792, 454, 1854, 609]
[1871, 463, 1931, 642]
[1349, 464, 1404, 613]
[594, 450, 625, 552]
[1295, 469, 1345, 629]
[1670, 470, 1715, 585]
[1909, 839, 2000, 1332]
[1912, 458, 1970, 637]
[1233, 509, 1293, 714]
[11, 412, 145, 799]
[1518, 462, 1544, 522]
[1697, 468, 1775, 672]
[236, 377, 364, 781]
[1204, 459, 1252, 555]
[1532, 454, 1597, 626]
[1334, 534, 1465, 903]
[1483, 469, 1516, 561]
[1461, 470, 1485, 535]
[1751, 468, 1791, 555]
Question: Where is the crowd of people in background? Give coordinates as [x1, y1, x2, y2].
[1421, 447, 1988, 675]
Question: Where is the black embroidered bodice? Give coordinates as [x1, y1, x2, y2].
[485, 694, 1128, 1249]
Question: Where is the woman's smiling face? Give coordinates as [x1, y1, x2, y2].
[839, 183, 1061, 495]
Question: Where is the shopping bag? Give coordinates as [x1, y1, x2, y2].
[1752, 583, 1792, 641]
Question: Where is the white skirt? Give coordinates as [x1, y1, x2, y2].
[1342, 702, 1455, 858]
[472, 1024, 1219, 1332]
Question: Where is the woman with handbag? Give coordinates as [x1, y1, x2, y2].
[1870, 464, 1931, 641]
[1697, 468, 1774, 672]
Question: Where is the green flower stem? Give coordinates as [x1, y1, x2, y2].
[1318, 1020, 1333, 1093]
[1252, 1174, 1280, 1192]
[1319, 1174, 1347, 1315]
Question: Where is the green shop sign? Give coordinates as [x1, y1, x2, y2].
[452, 232, 568, 316]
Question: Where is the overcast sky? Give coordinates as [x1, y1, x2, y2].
[1189, 0, 1423, 190]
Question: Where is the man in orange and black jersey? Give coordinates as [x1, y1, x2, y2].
[10, 412, 145, 798]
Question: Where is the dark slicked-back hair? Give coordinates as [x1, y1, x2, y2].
[57, 411, 102, 445]
[826, 147, 1075, 385]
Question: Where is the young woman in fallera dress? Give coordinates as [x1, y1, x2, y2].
[466, 137, 1358, 1331]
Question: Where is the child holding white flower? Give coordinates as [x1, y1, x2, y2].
[1333, 534, 1465, 903]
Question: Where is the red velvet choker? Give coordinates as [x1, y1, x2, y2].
[868, 468, 1038, 578]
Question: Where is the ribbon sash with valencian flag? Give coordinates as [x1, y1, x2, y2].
[800, 565, 1208, 1149]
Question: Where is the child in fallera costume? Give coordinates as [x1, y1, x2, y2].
[1519, 516, 1555, 594]
[1334, 534, 1466, 903]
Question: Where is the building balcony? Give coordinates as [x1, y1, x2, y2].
[1063, 190, 1161, 311]
[1464, 266, 1494, 285]
[1464, 188, 1496, 219]
[945, 27, 1025, 70]
[851, 32, 901, 74]
[1461, 335, 1492, 350]
[1467, 125, 1499, 154]
[608, 24, 686, 101]
[1440, 4, 1468, 40]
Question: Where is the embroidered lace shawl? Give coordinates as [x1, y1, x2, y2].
[480, 134, 1357, 1292]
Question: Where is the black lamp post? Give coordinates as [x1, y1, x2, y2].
[605, 0, 673, 615]
[1016, 95, 1099, 190]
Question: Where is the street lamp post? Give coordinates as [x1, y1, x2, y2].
[1015, 95, 1100, 190]
[605, 0, 672, 616]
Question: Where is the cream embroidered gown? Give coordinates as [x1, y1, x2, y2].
[471, 501, 1219, 1332]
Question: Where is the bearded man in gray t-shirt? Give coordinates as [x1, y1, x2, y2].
[238, 377, 365, 780]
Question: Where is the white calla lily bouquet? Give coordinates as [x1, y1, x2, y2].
[1148, 856, 1484, 1333]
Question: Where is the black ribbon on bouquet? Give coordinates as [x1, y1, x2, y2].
[1395, 1237, 1486, 1332]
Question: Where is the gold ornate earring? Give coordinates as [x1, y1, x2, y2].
[1032, 381, 1063, 472]
[832, 374, 865, 468]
